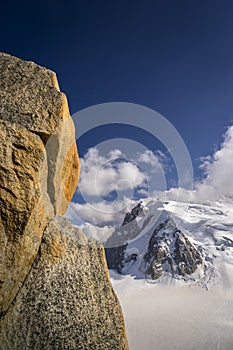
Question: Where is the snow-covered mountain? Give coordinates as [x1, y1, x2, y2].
[105, 198, 233, 289]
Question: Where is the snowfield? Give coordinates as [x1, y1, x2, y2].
[111, 274, 233, 350]
[110, 198, 233, 350]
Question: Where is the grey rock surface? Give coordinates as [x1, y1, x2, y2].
[0, 52, 69, 140]
[0, 216, 128, 350]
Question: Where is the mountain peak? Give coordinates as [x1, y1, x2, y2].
[105, 200, 203, 282]
[122, 201, 144, 226]
[143, 217, 203, 279]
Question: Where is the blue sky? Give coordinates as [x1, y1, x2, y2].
[2, 1, 233, 227]
[1, 0, 233, 175]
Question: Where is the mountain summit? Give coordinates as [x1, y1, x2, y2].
[105, 198, 233, 288]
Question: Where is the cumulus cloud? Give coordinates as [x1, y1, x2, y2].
[137, 149, 168, 171]
[195, 125, 233, 201]
[66, 125, 233, 241]
[66, 197, 138, 227]
[158, 125, 233, 204]
[78, 148, 147, 198]
[79, 224, 114, 243]
[66, 147, 170, 228]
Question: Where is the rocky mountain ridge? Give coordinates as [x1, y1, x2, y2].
[105, 202, 203, 280]
[105, 198, 233, 288]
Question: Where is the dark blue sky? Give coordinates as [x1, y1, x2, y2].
[1, 0, 233, 179]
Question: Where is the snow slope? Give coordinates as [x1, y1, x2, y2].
[109, 198, 233, 350]
[107, 198, 233, 289]
[164, 199, 233, 288]
[111, 273, 233, 350]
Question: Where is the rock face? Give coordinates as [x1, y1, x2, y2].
[144, 218, 203, 279]
[0, 52, 68, 138]
[0, 216, 128, 350]
[105, 202, 144, 272]
[0, 119, 54, 313]
[0, 53, 128, 349]
[0, 52, 80, 215]
[45, 117, 80, 214]
[0, 53, 80, 314]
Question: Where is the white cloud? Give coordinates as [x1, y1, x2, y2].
[79, 223, 114, 243]
[66, 197, 138, 227]
[108, 149, 123, 158]
[137, 188, 149, 197]
[138, 150, 160, 167]
[66, 147, 169, 230]
[137, 149, 168, 173]
[78, 148, 147, 198]
[67, 125, 233, 238]
[67, 146, 175, 230]
[195, 125, 233, 201]
[157, 125, 233, 204]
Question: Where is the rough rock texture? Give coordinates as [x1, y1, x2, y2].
[0, 216, 128, 350]
[0, 52, 80, 215]
[0, 53, 128, 350]
[0, 52, 80, 313]
[0, 52, 68, 137]
[0, 119, 54, 313]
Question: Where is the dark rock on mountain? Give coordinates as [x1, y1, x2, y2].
[144, 218, 203, 279]
[105, 202, 203, 281]
[105, 245, 127, 273]
[105, 202, 144, 272]
[122, 202, 143, 226]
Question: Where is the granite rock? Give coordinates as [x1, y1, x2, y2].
[0, 52, 80, 215]
[0, 119, 53, 314]
[0, 52, 69, 140]
[0, 216, 129, 350]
